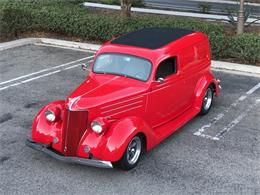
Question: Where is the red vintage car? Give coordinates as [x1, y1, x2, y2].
[26, 28, 220, 170]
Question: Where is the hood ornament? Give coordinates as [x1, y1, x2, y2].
[68, 96, 80, 111]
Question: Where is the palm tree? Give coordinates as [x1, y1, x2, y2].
[120, 0, 132, 18]
[237, 0, 245, 34]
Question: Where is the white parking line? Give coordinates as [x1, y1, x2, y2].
[238, 95, 247, 101]
[194, 82, 260, 140]
[0, 70, 61, 91]
[64, 63, 87, 70]
[0, 56, 94, 85]
[193, 113, 224, 140]
[246, 83, 260, 95]
[0, 61, 91, 91]
[214, 99, 260, 140]
[20, 70, 62, 83]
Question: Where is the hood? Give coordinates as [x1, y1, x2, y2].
[66, 74, 148, 111]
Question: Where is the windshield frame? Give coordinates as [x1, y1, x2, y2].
[92, 52, 153, 82]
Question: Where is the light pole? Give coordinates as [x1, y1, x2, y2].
[237, 0, 245, 35]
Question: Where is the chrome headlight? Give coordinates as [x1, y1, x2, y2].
[91, 121, 103, 134]
[91, 117, 108, 134]
[45, 110, 56, 122]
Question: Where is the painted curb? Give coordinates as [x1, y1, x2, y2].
[0, 38, 259, 76]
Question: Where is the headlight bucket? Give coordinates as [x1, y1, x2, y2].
[44, 107, 61, 122]
[91, 117, 108, 134]
[45, 110, 56, 122]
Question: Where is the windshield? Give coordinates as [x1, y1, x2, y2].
[93, 53, 152, 81]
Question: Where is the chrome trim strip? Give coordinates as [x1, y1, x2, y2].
[26, 139, 113, 168]
[101, 100, 143, 114]
[151, 84, 171, 93]
[107, 105, 143, 117]
[101, 95, 144, 109]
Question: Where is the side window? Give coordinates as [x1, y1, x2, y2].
[155, 57, 177, 80]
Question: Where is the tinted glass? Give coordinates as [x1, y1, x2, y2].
[155, 57, 177, 80]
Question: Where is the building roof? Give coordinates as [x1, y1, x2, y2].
[111, 27, 194, 49]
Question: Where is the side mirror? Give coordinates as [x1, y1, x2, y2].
[81, 63, 88, 70]
[81, 60, 93, 71]
[156, 77, 164, 84]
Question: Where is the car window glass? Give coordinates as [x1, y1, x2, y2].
[155, 57, 177, 80]
[93, 53, 152, 81]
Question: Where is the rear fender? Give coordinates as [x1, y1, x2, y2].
[193, 73, 219, 110]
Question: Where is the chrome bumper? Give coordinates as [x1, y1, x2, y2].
[26, 139, 113, 169]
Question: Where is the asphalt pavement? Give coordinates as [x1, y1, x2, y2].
[144, 0, 260, 17]
[0, 44, 259, 194]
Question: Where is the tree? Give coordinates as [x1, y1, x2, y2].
[237, 0, 245, 35]
[120, 0, 132, 18]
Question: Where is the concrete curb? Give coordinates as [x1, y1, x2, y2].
[211, 61, 260, 75]
[0, 38, 259, 76]
[0, 38, 40, 51]
[0, 38, 100, 52]
[40, 38, 101, 51]
[83, 2, 260, 24]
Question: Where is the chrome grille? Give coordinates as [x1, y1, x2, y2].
[64, 110, 88, 156]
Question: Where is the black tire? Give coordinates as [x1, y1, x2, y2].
[199, 85, 214, 115]
[114, 135, 143, 170]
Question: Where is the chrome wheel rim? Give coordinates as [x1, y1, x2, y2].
[203, 88, 213, 110]
[126, 136, 141, 165]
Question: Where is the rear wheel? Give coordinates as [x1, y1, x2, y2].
[115, 135, 142, 170]
[199, 85, 214, 115]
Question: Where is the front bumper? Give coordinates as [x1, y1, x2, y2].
[26, 139, 113, 169]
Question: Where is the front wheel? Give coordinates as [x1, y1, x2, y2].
[115, 135, 143, 170]
[199, 85, 214, 115]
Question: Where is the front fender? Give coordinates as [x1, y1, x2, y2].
[78, 116, 157, 162]
[193, 72, 219, 110]
[31, 100, 66, 153]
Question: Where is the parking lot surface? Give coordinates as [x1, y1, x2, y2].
[0, 44, 259, 194]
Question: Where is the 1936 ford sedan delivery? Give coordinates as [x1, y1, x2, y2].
[26, 28, 220, 170]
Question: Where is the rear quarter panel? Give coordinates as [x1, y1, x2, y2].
[178, 38, 211, 106]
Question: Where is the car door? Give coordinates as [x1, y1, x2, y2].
[146, 57, 187, 128]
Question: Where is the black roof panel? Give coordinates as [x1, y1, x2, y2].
[111, 27, 194, 49]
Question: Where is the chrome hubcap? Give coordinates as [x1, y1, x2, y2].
[203, 88, 213, 110]
[126, 137, 141, 165]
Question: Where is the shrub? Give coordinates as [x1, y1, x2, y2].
[226, 34, 260, 64]
[0, 5, 32, 37]
[198, 3, 211, 14]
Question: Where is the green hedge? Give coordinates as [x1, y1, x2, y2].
[227, 34, 260, 64]
[0, 1, 259, 64]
